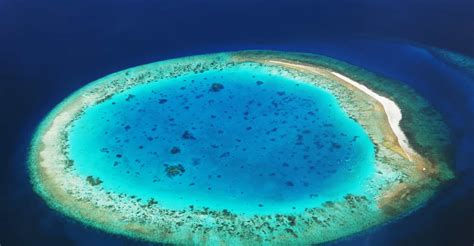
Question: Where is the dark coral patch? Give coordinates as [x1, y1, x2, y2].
[164, 164, 186, 177]
[86, 176, 103, 186]
[182, 130, 196, 140]
[170, 146, 181, 154]
[159, 99, 168, 104]
[210, 83, 224, 92]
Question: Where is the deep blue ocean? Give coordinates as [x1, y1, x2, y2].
[1, 0, 473, 245]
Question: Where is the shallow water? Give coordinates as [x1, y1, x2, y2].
[69, 64, 374, 214]
[2, 0, 473, 244]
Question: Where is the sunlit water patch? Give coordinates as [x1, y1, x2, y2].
[68, 65, 374, 214]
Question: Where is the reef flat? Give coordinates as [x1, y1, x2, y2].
[29, 51, 453, 245]
[427, 46, 474, 78]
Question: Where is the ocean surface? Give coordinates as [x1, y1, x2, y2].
[1, 0, 473, 245]
[68, 64, 374, 214]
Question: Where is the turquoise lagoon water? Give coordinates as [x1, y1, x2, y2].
[68, 64, 375, 214]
